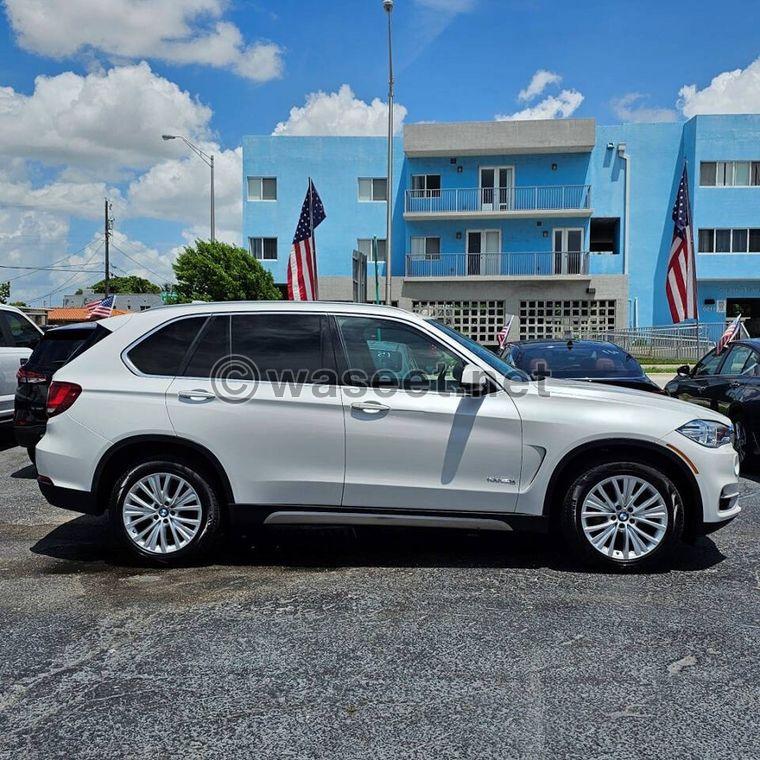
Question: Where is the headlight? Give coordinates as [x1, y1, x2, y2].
[677, 419, 734, 448]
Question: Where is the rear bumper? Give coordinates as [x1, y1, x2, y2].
[37, 477, 100, 515]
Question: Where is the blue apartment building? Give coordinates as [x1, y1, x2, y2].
[242, 115, 760, 345]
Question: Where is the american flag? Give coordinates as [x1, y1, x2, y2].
[666, 165, 698, 323]
[86, 294, 116, 319]
[287, 179, 326, 301]
[496, 314, 515, 350]
[716, 314, 742, 354]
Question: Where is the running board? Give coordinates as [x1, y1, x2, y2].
[263, 511, 512, 531]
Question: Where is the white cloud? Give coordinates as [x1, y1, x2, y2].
[3, 0, 284, 82]
[0, 62, 212, 170]
[678, 57, 760, 116]
[273, 84, 407, 136]
[127, 145, 242, 230]
[611, 93, 678, 123]
[496, 89, 584, 121]
[107, 230, 176, 284]
[518, 70, 562, 102]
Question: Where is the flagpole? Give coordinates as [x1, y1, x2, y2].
[685, 159, 701, 354]
[308, 176, 318, 300]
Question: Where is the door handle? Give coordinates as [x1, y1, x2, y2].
[351, 400, 390, 413]
[177, 389, 216, 402]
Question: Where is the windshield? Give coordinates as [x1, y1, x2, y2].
[429, 320, 529, 382]
[508, 342, 644, 379]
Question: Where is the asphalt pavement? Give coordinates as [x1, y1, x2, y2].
[0, 429, 758, 759]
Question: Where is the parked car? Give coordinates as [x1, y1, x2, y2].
[664, 339, 760, 464]
[500, 339, 662, 393]
[0, 304, 43, 426]
[35, 302, 740, 570]
[14, 321, 110, 463]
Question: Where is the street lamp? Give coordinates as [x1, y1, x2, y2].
[383, 0, 394, 305]
[162, 134, 215, 242]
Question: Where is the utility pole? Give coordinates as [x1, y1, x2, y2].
[104, 198, 112, 297]
[383, 0, 394, 306]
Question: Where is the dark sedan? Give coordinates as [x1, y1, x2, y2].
[500, 339, 662, 393]
[14, 321, 109, 463]
[664, 339, 760, 463]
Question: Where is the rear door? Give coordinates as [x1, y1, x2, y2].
[713, 343, 755, 415]
[0, 311, 41, 418]
[165, 312, 345, 506]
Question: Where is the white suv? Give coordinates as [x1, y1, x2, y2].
[36, 302, 741, 569]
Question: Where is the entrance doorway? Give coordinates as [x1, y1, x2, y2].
[727, 298, 760, 337]
[479, 167, 514, 211]
[466, 230, 501, 275]
[553, 228, 584, 274]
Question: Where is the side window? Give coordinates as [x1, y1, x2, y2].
[741, 351, 760, 377]
[183, 315, 230, 377]
[231, 313, 330, 383]
[693, 350, 723, 377]
[2, 312, 41, 349]
[719, 345, 753, 375]
[336, 316, 465, 391]
[127, 317, 207, 376]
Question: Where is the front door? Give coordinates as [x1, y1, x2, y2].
[165, 312, 345, 506]
[466, 230, 501, 275]
[480, 167, 514, 211]
[553, 228, 584, 274]
[335, 315, 523, 512]
[0, 311, 39, 418]
[672, 349, 726, 409]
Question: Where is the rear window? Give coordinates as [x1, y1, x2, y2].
[127, 317, 207, 376]
[511, 343, 644, 379]
[27, 324, 110, 373]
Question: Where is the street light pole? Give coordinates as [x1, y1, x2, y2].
[383, 0, 394, 306]
[162, 134, 215, 242]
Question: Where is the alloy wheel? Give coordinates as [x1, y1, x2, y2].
[122, 473, 203, 554]
[580, 475, 669, 561]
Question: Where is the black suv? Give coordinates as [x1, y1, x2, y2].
[14, 322, 109, 463]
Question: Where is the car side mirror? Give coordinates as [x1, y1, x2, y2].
[677, 364, 691, 377]
[459, 363, 488, 394]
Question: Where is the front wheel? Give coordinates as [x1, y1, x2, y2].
[561, 462, 684, 570]
[109, 458, 222, 565]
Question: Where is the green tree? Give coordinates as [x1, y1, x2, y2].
[88, 275, 161, 294]
[173, 240, 281, 302]
[0, 282, 9, 304]
[10, 301, 27, 308]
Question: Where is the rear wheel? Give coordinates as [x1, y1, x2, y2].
[561, 461, 684, 570]
[109, 458, 222, 564]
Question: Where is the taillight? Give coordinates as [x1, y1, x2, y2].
[47, 382, 82, 417]
[17, 366, 47, 384]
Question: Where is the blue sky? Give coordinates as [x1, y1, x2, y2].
[0, 0, 759, 304]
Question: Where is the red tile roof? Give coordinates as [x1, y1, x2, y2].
[47, 307, 128, 323]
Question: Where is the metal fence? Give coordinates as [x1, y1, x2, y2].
[577, 322, 750, 362]
[405, 251, 590, 277]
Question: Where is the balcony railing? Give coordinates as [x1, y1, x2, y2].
[405, 251, 592, 277]
[404, 185, 591, 215]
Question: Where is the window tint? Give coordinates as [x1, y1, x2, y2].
[693, 350, 723, 377]
[719, 344, 753, 375]
[128, 317, 206, 376]
[28, 325, 108, 372]
[231, 313, 329, 383]
[1, 312, 41, 349]
[337, 316, 465, 391]
[183, 315, 230, 377]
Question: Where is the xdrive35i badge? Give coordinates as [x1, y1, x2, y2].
[486, 476, 516, 485]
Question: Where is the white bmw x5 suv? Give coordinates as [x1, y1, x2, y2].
[36, 302, 741, 569]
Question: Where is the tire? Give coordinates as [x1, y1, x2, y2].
[109, 457, 222, 565]
[26, 447, 36, 466]
[732, 418, 758, 472]
[561, 461, 684, 570]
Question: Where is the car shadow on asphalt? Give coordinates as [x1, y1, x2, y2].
[30, 515, 727, 576]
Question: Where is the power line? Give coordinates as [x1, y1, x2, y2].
[25, 241, 105, 304]
[3, 235, 104, 283]
[110, 242, 174, 283]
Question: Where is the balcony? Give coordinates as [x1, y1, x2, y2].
[403, 251, 624, 279]
[404, 185, 592, 219]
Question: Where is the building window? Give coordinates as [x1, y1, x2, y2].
[358, 178, 387, 202]
[247, 177, 277, 201]
[410, 236, 441, 260]
[249, 237, 278, 260]
[700, 161, 760, 187]
[589, 218, 619, 255]
[357, 238, 387, 262]
[411, 174, 441, 198]
[698, 228, 760, 253]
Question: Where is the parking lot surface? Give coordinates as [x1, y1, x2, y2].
[0, 432, 758, 759]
